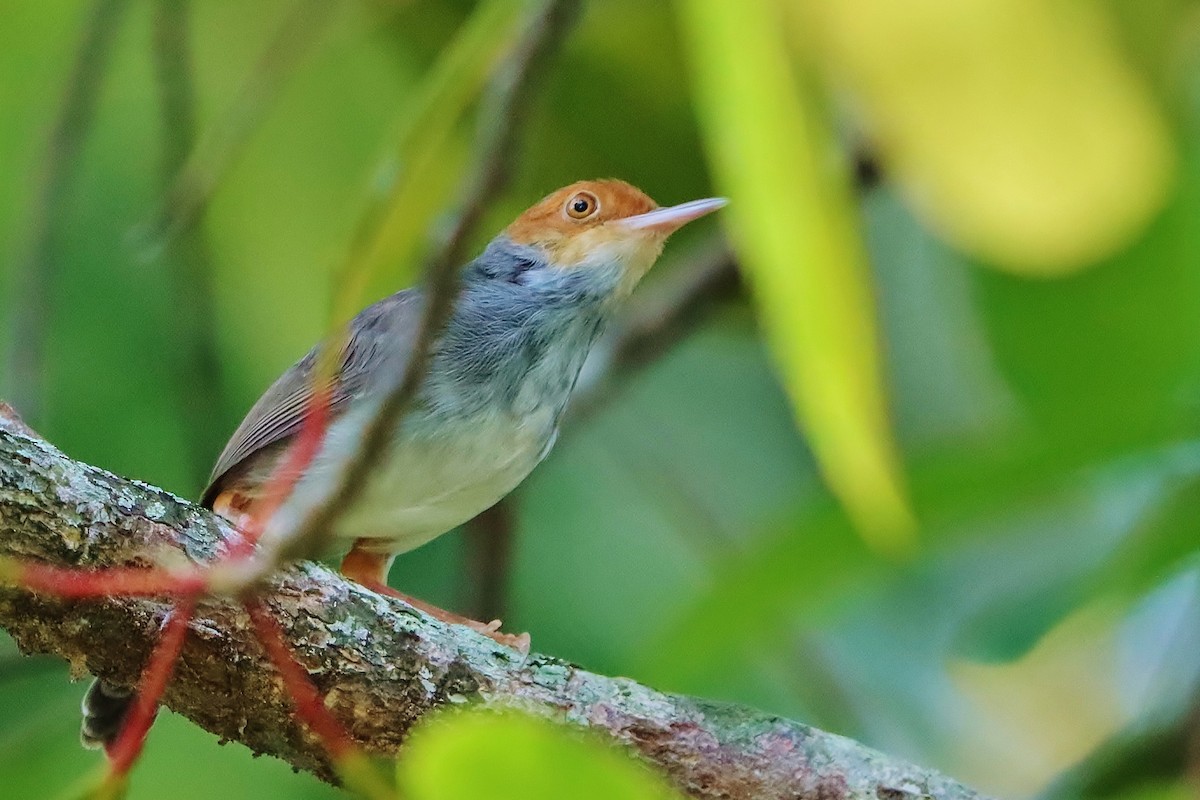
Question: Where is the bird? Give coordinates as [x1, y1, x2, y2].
[80, 178, 726, 750]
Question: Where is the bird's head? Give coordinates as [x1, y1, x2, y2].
[501, 179, 726, 300]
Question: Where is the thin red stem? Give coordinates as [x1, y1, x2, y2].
[229, 381, 332, 558]
[243, 595, 354, 758]
[11, 385, 333, 596]
[106, 597, 197, 776]
[2, 344, 336, 791]
[17, 562, 207, 599]
[244, 597, 396, 800]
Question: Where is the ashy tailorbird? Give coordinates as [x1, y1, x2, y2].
[81, 179, 725, 748]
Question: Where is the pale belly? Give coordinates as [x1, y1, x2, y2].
[307, 401, 558, 554]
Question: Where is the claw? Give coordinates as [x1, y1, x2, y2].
[505, 631, 532, 655]
[468, 621, 531, 654]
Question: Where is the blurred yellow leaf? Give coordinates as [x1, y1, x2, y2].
[330, 0, 525, 325]
[795, 0, 1175, 273]
[398, 711, 683, 800]
[949, 604, 1127, 795]
[677, 0, 915, 551]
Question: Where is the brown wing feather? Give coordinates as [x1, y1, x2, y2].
[201, 289, 422, 507]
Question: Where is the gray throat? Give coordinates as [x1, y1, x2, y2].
[423, 252, 612, 424]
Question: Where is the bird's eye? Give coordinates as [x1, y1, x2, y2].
[565, 191, 599, 220]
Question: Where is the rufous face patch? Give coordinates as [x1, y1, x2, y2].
[506, 179, 660, 267]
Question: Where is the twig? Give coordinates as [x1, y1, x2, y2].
[142, 0, 336, 249]
[153, 0, 200, 177]
[464, 498, 516, 621]
[0, 422, 991, 800]
[327, 0, 527, 326]
[460, 243, 739, 622]
[276, 0, 583, 562]
[4, 0, 130, 423]
[567, 242, 741, 426]
[152, 0, 226, 490]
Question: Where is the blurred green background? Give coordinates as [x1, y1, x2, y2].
[3, 0, 1200, 798]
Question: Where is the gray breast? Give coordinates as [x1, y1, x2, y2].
[423, 277, 607, 429]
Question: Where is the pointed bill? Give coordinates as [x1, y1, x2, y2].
[618, 197, 728, 233]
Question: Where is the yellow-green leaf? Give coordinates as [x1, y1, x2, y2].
[795, 0, 1175, 273]
[677, 0, 915, 551]
[330, 0, 526, 325]
[334, 749, 398, 800]
[398, 711, 683, 800]
[56, 768, 126, 800]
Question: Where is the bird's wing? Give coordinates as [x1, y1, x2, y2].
[201, 289, 423, 507]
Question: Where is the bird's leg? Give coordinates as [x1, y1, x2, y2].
[243, 597, 396, 800]
[340, 542, 531, 653]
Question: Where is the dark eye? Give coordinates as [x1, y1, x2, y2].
[565, 191, 599, 220]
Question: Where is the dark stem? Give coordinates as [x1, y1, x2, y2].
[145, 0, 336, 247]
[280, 0, 584, 562]
[152, 0, 226, 491]
[4, 0, 130, 423]
[464, 498, 516, 622]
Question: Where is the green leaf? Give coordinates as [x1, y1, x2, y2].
[397, 711, 683, 800]
[1094, 472, 1200, 600]
[676, 0, 915, 552]
[952, 578, 1089, 664]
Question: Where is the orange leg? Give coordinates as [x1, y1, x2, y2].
[340, 541, 530, 653]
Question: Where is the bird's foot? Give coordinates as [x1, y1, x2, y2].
[465, 619, 531, 654]
[357, 582, 530, 653]
[340, 544, 531, 654]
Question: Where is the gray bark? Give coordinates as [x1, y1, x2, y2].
[0, 407, 989, 800]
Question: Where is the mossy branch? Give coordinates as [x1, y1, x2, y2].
[0, 408, 988, 800]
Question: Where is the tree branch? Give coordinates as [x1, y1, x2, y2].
[0, 410, 987, 800]
[464, 497, 516, 622]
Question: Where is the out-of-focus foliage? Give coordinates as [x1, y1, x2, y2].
[793, 0, 1176, 272]
[679, 0, 914, 552]
[330, 0, 523, 325]
[2, 0, 1200, 799]
[397, 710, 683, 800]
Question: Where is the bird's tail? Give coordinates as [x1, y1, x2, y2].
[80, 678, 134, 751]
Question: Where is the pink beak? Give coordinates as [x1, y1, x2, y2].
[617, 197, 728, 234]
